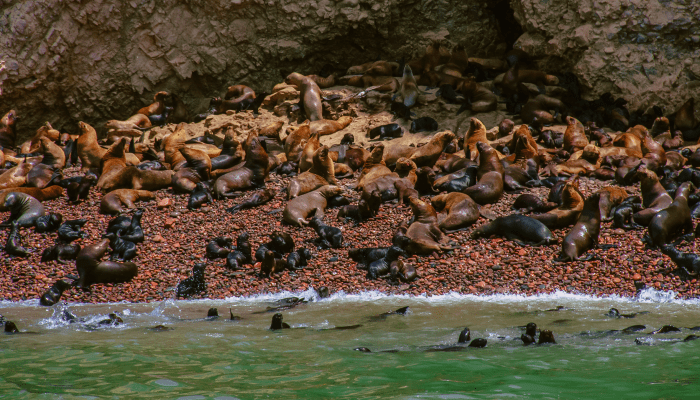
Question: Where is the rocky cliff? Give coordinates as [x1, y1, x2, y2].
[0, 0, 698, 140]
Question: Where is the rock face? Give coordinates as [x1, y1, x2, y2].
[512, 0, 700, 114]
[0, 0, 505, 140]
[0, 0, 699, 140]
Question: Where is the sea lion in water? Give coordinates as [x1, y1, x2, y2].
[285, 72, 323, 121]
[283, 185, 342, 226]
[177, 263, 207, 298]
[558, 193, 602, 262]
[471, 215, 556, 246]
[39, 279, 72, 306]
[100, 189, 155, 215]
[431, 192, 480, 232]
[1, 192, 45, 228]
[75, 239, 138, 288]
[214, 133, 270, 198]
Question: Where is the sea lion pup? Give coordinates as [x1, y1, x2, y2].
[394, 65, 419, 108]
[369, 123, 403, 140]
[187, 182, 214, 210]
[409, 130, 456, 167]
[402, 196, 453, 255]
[563, 116, 589, 153]
[308, 116, 353, 136]
[646, 183, 694, 247]
[338, 190, 381, 222]
[288, 146, 336, 199]
[308, 212, 343, 249]
[463, 142, 504, 205]
[0, 186, 63, 211]
[557, 192, 602, 262]
[75, 239, 138, 288]
[176, 263, 207, 298]
[357, 144, 392, 190]
[596, 187, 629, 221]
[632, 166, 673, 226]
[661, 244, 700, 277]
[100, 189, 155, 215]
[283, 185, 342, 226]
[260, 250, 288, 277]
[1, 192, 45, 228]
[137, 91, 169, 116]
[389, 259, 417, 283]
[214, 132, 271, 198]
[39, 279, 72, 306]
[530, 177, 584, 229]
[538, 330, 556, 344]
[225, 188, 275, 215]
[463, 118, 489, 160]
[454, 77, 498, 114]
[35, 212, 62, 233]
[76, 121, 107, 172]
[431, 192, 480, 232]
[4, 221, 31, 257]
[0, 160, 32, 189]
[285, 72, 323, 121]
[173, 148, 212, 193]
[0, 109, 18, 150]
[512, 194, 558, 214]
[520, 94, 566, 126]
[471, 215, 556, 246]
[360, 157, 417, 202]
[211, 128, 245, 171]
[673, 98, 700, 141]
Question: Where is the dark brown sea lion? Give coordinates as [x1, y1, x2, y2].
[283, 185, 342, 226]
[512, 194, 558, 214]
[342, 75, 399, 92]
[520, 95, 566, 126]
[674, 98, 700, 141]
[285, 72, 323, 121]
[357, 144, 392, 190]
[137, 91, 169, 116]
[76, 122, 107, 172]
[75, 239, 138, 288]
[284, 123, 311, 162]
[463, 142, 504, 205]
[407, 40, 443, 75]
[403, 196, 453, 255]
[100, 189, 156, 215]
[347, 60, 400, 75]
[0, 110, 18, 150]
[409, 130, 456, 167]
[214, 133, 270, 198]
[596, 187, 628, 221]
[646, 182, 694, 247]
[455, 77, 498, 113]
[632, 166, 673, 226]
[39, 279, 73, 306]
[530, 178, 584, 229]
[431, 192, 480, 232]
[1, 192, 45, 228]
[640, 123, 667, 167]
[558, 193, 602, 262]
[172, 148, 211, 193]
[471, 215, 556, 246]
[0, 186, 63, 211]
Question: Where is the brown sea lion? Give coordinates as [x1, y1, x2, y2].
[308, 74, 336, 89]
[596, 187, 628, 222]
[347, 60, 400, 76]
[361, 158, 417, 202]
[431, 192, 480, 232]
[76, 122, 107, 172]
[520, 95, 566, 126]
[19, 122, 61, 154]
[0, 186, 63, 211]
[98, 166, 173, 193]
[558, 193, 602, 262]
[674, 98, 699, 140]
[407, 40, 442, 75]
[298, 132, 321, 173]
[530, 177, 584, 229]
[563, 116, 589, 153]
[75, 239, 138, 288]
[285, 72, 323, 121]
[308, 117, 353, 136]
[162, 123, 189, 170]
[137, 91, 169, 116]
[0, 110, 18, 150]
[397, 65, 420, 108]
[288, 146, 336, 198]
[214, 133, 270, 198]
[0, 160, 32, 189]
[612, 128, 643, 153]
[409, 130, 456, 167]
[463, 143, 504, 205]
[100, 189, 156, 215]
[646, 182, 694, 247]
[640, 124, 667, 167]
[1, 192, 45, 228]
[632, 166, 673, 226]
[284, 123, 311, 162]
[463, 118, 489, 160]
[167, 93, 190, 124]
[96, 138, 128, 192]
[224, 85, 255, 102]
[105, 113, 151, 131]
[404, 196, 452, 255]
[283, 185, 342, 226]
[382, 143, 418, 167]
[342, 75, 400, 91]
[455, 77, 498, 113]
[259, 120, 285, 141]
[172, 148, 211, 193]
[357, 144, 393, 190]
[475, 142, 504, 181]
[440, 45, 469, 77]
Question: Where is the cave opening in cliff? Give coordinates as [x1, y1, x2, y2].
[486, 0, 523, 51]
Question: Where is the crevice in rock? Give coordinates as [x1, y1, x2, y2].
[487, 0, 523, 52]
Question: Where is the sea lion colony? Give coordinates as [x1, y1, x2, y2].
[0, 41, 699, 305]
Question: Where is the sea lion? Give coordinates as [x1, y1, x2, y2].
[308, 117, 353, 136]
[403, 196, 453, 255]
[177, 263, 207, 298]
[463, 118, 489, 160]
[596, 187, 629, 221]
[286, 248, 312, 271]
[100, 189, 155, 215]
[0, 159, 32, 189]
[558, 193, 602, 261]
[471, 215, 556, 246]
[283, 185, 342, 226]
[409, 117, 438, 133]
[661, 244, 700, 277]
[431, 192, 480, 232]
[298, 132, 321, 173]
[520, 94, 566, 126]
[347, 60, 400, 75]
[0, 110, 18, 150]
[76, 122, 107, 172]
[260, 250, 288, 277]
[434, 165, 478, 193]
[41, 241, 82, 264]
[308, 213, 343, 249]
[96, 138, 128, 191]
[285, 72, 323, 121]
[455, 77, 498, 113]
[530, 178, 584, 229]
[563, 116, 589, 153]
[225, 188, 275, 215]
[0, 185, 63, 211]
[369, 124, 403, 140]
[39, 280, 72, 306]
[366, 246, 405, 279]
[357, 144, 392, 190]
[409, 130, 455, 167]
[673, 98, 700, 141]
[214, 133, 270, 198]
[4, 221, 30, 257]
[463, 142, 504, 205]
[173, 148, 212, 193]
[646, 183, 694, 247]
[512, 194, 558, 214]
[1, 192, 45, 228]
[632, 167, 673, 226]
[137, 91, 169, 116]
[396, 65, 419, 108]
[75, 239, 138, 288]
[35, 212, 62, 233]
[289, 145, 336, 198]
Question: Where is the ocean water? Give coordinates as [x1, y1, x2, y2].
[1, 288, 699, 399]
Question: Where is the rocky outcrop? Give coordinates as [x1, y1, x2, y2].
[512, 0, 700, 114]
[0, 0, 505, 140]
[1, 0, 699, 141]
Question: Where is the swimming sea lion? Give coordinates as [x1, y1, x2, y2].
[39, 279, 72, 306]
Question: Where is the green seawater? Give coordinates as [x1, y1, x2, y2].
[1, 289, 700, 399]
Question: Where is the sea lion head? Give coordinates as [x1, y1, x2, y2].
[402, 64, 414, 79]
[581, 145, 600, 163]
[408, 196, 437, 222]
[318, 185, 343, 198]
[367, 143, 385, 164]
[285, 72, 304, 86]
[2, 109, 18, 125]
[394, 157, 417, 173]
[78, 121, 94, 135]
[154, 91, 169, 101]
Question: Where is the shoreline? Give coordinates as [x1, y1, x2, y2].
[2, 166, 698, 305]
